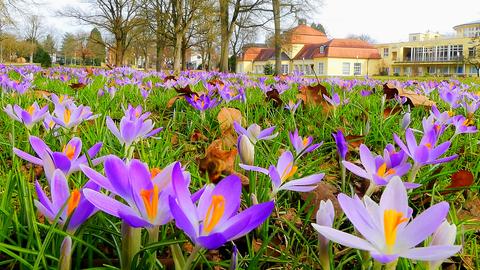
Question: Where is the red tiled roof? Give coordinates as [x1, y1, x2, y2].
[254, 48, 290, 61]
[286, 24, 329, 44]
[294, 39, 381, 60]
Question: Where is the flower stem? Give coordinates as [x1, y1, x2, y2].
[319, 246, 330, 270]
[408, 163, 421, 183]
[121, 221, 141, 270]
[365, 182, 377, 198]
[340, 160, 346, 192]
[183, 245, 202, 270]
[147, 226, 159, 268]
[385, 259, 398, 270]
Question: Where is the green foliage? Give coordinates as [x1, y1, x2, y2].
[264, 63, 273, 75]
[86, 28, 106, 66]
[33, 46, 52, 67]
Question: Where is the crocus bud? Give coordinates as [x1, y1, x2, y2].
[315, 200, 335, 270]
[238, 134, 255, 165]
[428, 221, 458, 270]
[229, 243, 238, 270]
[59, 236, 72, 270]
[401, 113, 411, 130]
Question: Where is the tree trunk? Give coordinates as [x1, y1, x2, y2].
[173, 32, 182, 73]
[115, 39, 124, 66]
[272, 0, 282, 75]
[155, 34, 164, 71]
[219, 0, 229, 72]
[181, 36, 187, 70]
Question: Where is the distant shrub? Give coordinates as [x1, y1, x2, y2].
[33, 46, 52, 68]
[264, 64, 273, 75]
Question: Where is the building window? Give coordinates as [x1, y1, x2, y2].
[428, 67, 436, 74]
[456, 66, 464, 74]
[353, 63, 361, 75]
[441, 67, 449, 74]
[449, 45, 463, 60]
[383, 48, 389, 57]
[469, 47, 476, 57]
[305, 64, 312, 75]
[281, 64, 289, 74]
[393, 67, 401, 75]
[318, 63, 324, 74]
[470, 66, 479, 74]
[320, 46, 325, 54]
[299, 65, 304, 73]
[404, 67, 411, 75]
[342, 62, 350, 75]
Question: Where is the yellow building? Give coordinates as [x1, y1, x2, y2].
[376, 20, 480, 76]
[236, 21, 381, 76]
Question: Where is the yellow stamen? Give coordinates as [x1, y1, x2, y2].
[448, 110, 455, 117]
[67, 189, 81, 216]
[62, 144, 76, 160]
[27, 105, 35, 115]
[150, 168, 162, 179]
[49, 120, 55, 128]
[59, 95, 65, 103]
[201, 100, 205, 107]
[383, 209, 408, 250]
[140, 185, 160, 221]
[204, 195, 225, 233]
[463, 119, 474, 126]
[377, 163, 396, 177]
[281, 162, 298, 182]
[424, 143, 432, 149]
[64, 109, 71, 124]
[302, 137, 310, 147]
[135, 111, 140, 118]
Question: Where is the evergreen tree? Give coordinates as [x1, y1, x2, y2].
[42, 34, 56, 55]
[311, 23, 326, 34]
[33, 46, 52, 67]
[86, 28, 106, 66]
[61, 33, 77, 65]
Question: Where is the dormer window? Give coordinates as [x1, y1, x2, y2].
[320, 45, 325, 54]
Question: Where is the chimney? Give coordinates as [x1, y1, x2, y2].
[298, 19, 307, 25]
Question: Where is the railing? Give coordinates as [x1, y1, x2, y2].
[397, 56, 464, 63]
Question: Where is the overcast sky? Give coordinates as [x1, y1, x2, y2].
[17, 0, 480, 44]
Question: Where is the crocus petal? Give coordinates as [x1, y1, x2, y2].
[413, 145, 429, 164]
[311, 224, 376, 251]
[221, 201, 274, 241]
[342, 161, 370, 180]
[197, 233, 228, 250]
[379, 177, 409, 217]
[51, 153, 72, 174]
[370, 252, 399, 264]
[30, 136, 50, 158]
[401, 245, 461, 261]
[239, 164, 268, 175]
[106, 117, 121, 141]
[51, 170, 70, 215]
[118, 211, 151, 228]
[169, 196, 198, 242]
[83, 189, 136, 219]
[13, 148, 43, 165]
[279, 173, 324, 192]
[398, 202, 449, 249]
[80, 165, 114, 191]
[104, 155, 131, 200]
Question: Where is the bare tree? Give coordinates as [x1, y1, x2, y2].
[346, 33, 376, 44]
[24, 14, 42, 63]
[464, 36, 480, 76]
[59, 0, 144, 66]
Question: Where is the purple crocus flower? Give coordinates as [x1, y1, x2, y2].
[312, 177, 461, 264]
[185, 94, 219, 111]
[323, 91, 349, 107]
[35, 169, 99, 231]
[50, 94, 74, 106]
[13, 136, 103, 182]
[332, 130, 348, 160]
[393, 128, 458, 167]
[285, 100, 302, 114]
[106, 110, 163, 148]
[4, 102, 49, 130]
[360, 89, 373, 96]
[240, 151, 324, 195]
[233, 121, 278, 144]
[451, 115, 477, 136]
[237, 134, 254, 166]
[289, 129, 322, 157]
[169, 167, 274, 249]
[401, 113, 411, 130]
[342, 144, 417, 190]
[82, 156, 183, 227]
[52, 103, 98, 129]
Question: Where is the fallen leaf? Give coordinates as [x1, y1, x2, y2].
[190, 129, 208, 142]
[297, 84, 329, 106]
[447, 170, 474, 189]
[174, 85, 196, 97]
[383, 107, 402, 118]
[266, 88, 283, 107]
[300, 182, 341, 217]
[385, 83, 436, 107]
[217, 107, 244, 134]
[345, 135, 365, 149]
[69, 82, 86, 90]
[197, 139, 238, 184]
[166, 96, 181, 108]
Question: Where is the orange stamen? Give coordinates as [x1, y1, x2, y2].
[64, 109, 71, 124]
[384, 209, 408, 250]
[27, 105, 35, 115]
[140, 185, 160, 221]
[424, 143, 432, 149]
[302, 137, 310, 147]
[62, 144, 76, 160]
[67, 189, 81, 216]
[281, 162, 298, 181]
[204, 195, 225, 233]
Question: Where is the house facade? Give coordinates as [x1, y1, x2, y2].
[236, 22, 381, 76]
[375, 20, 480, 76]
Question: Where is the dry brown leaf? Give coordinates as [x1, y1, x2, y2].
[198, 139, 238, 184]
[217, 107, 243, 134]
[166, 96, 181, 108]
[190, 129, 208, 142]
[297, 84, 329, 106]
[300, 182, 341, 217]
[386, 82, 436, 107]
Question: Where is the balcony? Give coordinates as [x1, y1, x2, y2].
[395, 56, 464, 63]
